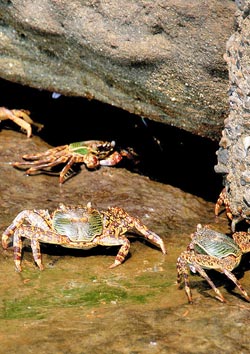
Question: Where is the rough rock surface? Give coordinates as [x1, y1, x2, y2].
[0, 0, 235, 140]
[215, 0, 250, 227]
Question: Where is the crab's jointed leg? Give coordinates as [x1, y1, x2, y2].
[13, 155, 81, 183]
[129, 215, 166, 255]
[59, 154, 98, 183]
[2, 209, 51, 249]
[177, 254, 195, 303]
[177, 252, 227, 303]
[215, 188, 233, 220]
[104, 207, 166, 255]
[11, 109, 43, 131]
[12, 225, 81, 271]
[12, 227, 46, 272]
[96, 234, 131, 268]
[0, 107, 43, 137]
[12, 146, 69, 169]
[223, 268, 250, 302]
[21, 145, 68, 160]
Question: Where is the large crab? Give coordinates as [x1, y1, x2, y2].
[12, 140, 137, 184]
[177, 224, 250, 303]
[2, 202, 166, 272]
[0, 106, 43, 137]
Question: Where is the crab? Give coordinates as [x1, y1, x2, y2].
[0, 106, 43, 138]
[2, 202, 166, 272]
[177, 224, 250, 303]
[12, 140, 137, 184]
[215, 188, 250, 231]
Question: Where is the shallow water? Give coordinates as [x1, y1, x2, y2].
[1, 128, 250, 353]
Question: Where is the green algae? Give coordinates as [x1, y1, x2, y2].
[1, 298, 46, 320]
[60, 286, 128, 306]
[0, 280, 164, 320]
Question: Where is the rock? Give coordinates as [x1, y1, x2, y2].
[215, 0, 250, 227]
[0, 0, 235, 140]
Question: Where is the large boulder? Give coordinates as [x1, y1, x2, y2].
[215, 0, 250, 227]
[0, 0, 235, 140]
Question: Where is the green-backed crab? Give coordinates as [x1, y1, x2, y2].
[0, 106, 43, 138]
[177, 224, 250, 303]
[2, 202, 166, 271]
[13, 140, 136, 183]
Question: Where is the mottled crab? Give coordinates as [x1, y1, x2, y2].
[177, 224, 250, 303]
[0, 106, 43, 137]
[13, 140, 136, 183]
[2, 202, 166, 272]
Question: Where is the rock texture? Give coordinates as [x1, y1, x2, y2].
[215, 0, 250, 227]
[0, 0, 235, 140]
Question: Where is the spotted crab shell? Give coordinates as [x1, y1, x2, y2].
[192, 227, 241, 260]
[52, 205, 103, 242]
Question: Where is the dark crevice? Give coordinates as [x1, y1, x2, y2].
[0, 78, 222, 202]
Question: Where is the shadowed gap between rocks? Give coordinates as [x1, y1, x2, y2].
[0, 78, 222, 202]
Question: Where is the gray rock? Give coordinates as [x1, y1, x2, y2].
[0, 0, 235, 140]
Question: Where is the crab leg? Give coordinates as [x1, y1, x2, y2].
[177, 253, 227, 303]
[12, 226, 65, 271]
[12, 109, 43, 131]
[0, 107, 32, 138]
[61, 234, 131, 268]
[59, 156, 80, 184]
[30, 238, 44, 271]
[192, 262, 250, 302]
[177, 254, 194, 303]
[0, 107, 43, 137]
[215, 188, 233, 219]
[12, 229, 45, 272]
[11, 225, 98, 271]
[223, 268, 250, 302]
[13, 156, 69, 174]
[131, 217, 166, 255]
[95, 234, 131, 268]
[104, 207, 166, 255]
[13, 232, 23, 272]
[178, 251, 250, 303]
[21, 145, 68, 160]
[2, 209, 51, 249]
[190, 262, 227, 303]
[110, 238, 130, 268]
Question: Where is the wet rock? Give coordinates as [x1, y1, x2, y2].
[0, 1, 235, 140]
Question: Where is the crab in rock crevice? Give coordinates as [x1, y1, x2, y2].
[13, 140, 137, 183]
